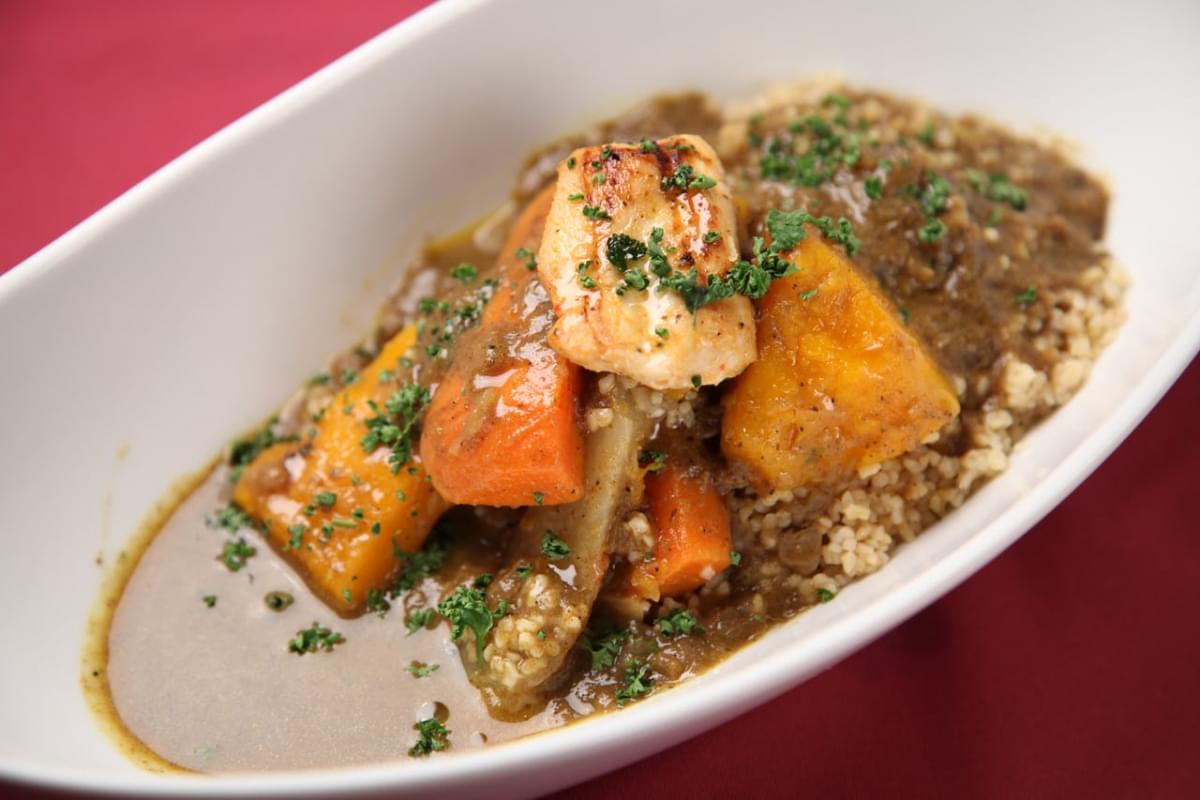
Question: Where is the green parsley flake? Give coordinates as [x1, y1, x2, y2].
[1015, 285, 1038, 306]
[654, 327, 669, 339]
[208, 503, 255, 533]
[288, 621, 344, 654]
[655, 608, 704, 637]
[582, 629, 629, 671]
[582, 205, 611, 221]
[817, 588, 836, 603]
[637, 449, 668, 474]
[365, 588, 390, 616]
[406, 607, 435, 635]
[541, 531, 571, 559]
[703, 231, 721, 244]
[514, 247, 538, 270]
[218, 537, 256, 572]
[437, 585, 509, 661]
[202, 595, 217, 608]
[409, 718, 450, 758]
[533, 491, 545, 505]
[660, 163, 717, 192]
[576, 260, 598, 290]
[729, 550, 743, 567]
[918, 217, 948, 243]
[515, 563, 533, 580]
[406, 661, 440, 679]
[360, 384, 431, 473]
[615, 661, 654, 706]
[566, 192, 585, 201]
[800, 288, 820, 301]
[864, 175, 884, 200]
[314, 491, 337, 508]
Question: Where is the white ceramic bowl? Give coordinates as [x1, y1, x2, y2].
[2, 0, 1198, 796]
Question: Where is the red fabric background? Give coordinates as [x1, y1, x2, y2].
[2, 3, 1197, 797]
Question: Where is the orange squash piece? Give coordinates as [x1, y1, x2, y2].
[722, 229, 960, 490]
[234, 324, 448, 616]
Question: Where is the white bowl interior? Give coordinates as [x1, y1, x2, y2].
[2, 0, 1199, 796]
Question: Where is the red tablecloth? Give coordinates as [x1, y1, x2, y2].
[3, 3, 1196, 797]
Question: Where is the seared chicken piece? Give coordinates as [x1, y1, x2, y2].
[536, 134, 756, 391]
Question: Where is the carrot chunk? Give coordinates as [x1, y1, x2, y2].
[234, 324, 448, 616]
[420, 185, 586, 506]
[635, 466, 733, 598]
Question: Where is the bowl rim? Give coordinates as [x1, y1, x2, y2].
[4, 0, 1199, 795]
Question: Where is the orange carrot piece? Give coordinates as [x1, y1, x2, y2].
[420, 186, 586, 506]
[635, 466, 733, 598]
[234, 324, 449, 616]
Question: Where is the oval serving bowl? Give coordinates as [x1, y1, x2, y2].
[2, 0, 1199, 796]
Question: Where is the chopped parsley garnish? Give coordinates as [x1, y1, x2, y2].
[566, 192, 585, 201]
[816, 588, 836, 604]
[514, 247, 538, 271]
[691, 374, 702, 388]
[287, 621, 345, 654]
[729, 550, 743, 567]
[799, 288, 820, 301]
[917, 217, 948, 243]
[655, 608, 704, 637]
[264, 591, 294, 612]
[638, 449, 668, 474]
[582, 205, 611, 221]
[392, 523, 454, 592]
[406, 661, 440, 679]
[576, 260, 598, 290]
[342, 589, 353, 604]
[966, 169, 1027, 211]
[208, 503, 255, 533]
[606, 233, 648, 269]
[472, 573, 494, 590]
[360, 384, 431, 473]
[918, 173, 951, 216]
[864, 175, 884, 200]
[760, 113, 861, 187]
[339, 368, 359, 386]
[660, 163, 717, 192]
[541, 531, 571, 559]
[285, 524, 305, 550]
[918, 120, 936, 146]
[217, 537, 256, 572]
[202, 595, 217, 608]
[514, 563, 533, 580]
[405, 607, 435, 635]
[703, 231, 721, 244]
[533, 491, 545, 505]
[314, 491, 337, 508]
[437, 585, 508, 661]
[821, 92, 850, 110]
[1015, 285, 1038, 306]
[308, 372, 331, 387]
[365, 588, 390, 616]
[640, 138, 660, 153]
[228, 419, 296, 482]
[582, 629, 629, 671]
[566, 156, 576, 169]
[654, 327, 669, 339]
[615, 661, 654, 706]
[408, 718, 450, 758]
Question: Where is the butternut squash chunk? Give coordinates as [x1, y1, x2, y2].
[722, 230, 959, 490]
[234, 324, 449, 616]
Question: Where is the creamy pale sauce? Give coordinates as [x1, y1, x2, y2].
[106, 467, 564, 773]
